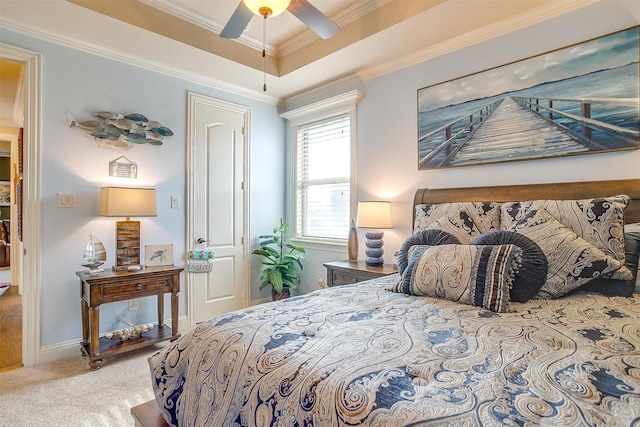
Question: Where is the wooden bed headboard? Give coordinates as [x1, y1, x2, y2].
[413, 179, 640, 225]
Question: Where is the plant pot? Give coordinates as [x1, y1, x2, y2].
[271, 287, 291, 301]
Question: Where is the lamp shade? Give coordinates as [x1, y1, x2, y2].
[356, 201, 393, 229]
[242, 0, 291, 17]
[99, 187, 157, 218]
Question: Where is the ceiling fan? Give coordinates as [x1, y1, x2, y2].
[220, 0, 340, 40]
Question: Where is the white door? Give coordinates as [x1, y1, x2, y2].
[187, 93, 249, 325]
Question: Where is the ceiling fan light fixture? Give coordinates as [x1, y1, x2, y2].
[242, 0, 291, 18]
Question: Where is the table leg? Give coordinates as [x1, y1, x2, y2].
[171, 291, 179, 338]
[89, 306, 102, 370]
[80, 280, 89, 350]
[157, 294, 164, 328]
[81, 299, 89, 348]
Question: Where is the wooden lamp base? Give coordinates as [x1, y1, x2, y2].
[115, 220, 141, 269]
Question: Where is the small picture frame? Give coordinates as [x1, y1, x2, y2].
[0, 181, 10, 206]
[145, 244, 174, 267]
[109, 156, 138, 178]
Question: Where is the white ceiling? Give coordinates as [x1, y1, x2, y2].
[0, 0, 599, 122]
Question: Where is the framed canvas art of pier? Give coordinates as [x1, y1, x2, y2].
[417, 26, 640, 170]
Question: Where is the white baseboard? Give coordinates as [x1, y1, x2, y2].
[38, 315, 189, 365]
[39, 339, 83, 364]
[251, 296, 272, 306]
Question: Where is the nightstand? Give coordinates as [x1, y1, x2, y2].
[76, 265, 183, 370]
[323, 260, 397, 287]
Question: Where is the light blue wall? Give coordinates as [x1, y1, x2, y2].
[2, 0, 640, 352]
[291, 1, 640, 293]
[0, 29, 285, 348]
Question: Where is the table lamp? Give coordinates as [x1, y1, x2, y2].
[356, 201, 392, 266]
[99, 187, 157, 270]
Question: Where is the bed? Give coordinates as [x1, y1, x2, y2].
[147, 179, 640, 426]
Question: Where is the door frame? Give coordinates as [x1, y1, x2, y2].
[185, 92, 250, 328]
[0, 43, 42, 367]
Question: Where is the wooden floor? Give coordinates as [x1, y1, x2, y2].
[0, 285, 22, 371]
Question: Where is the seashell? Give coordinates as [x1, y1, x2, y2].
[107, 118, 133, 130]
[146, 323, 154, 329]
[92, 111, 117, 119]
[151, 126, 174, 137]
[104, 332, 113, 339]
[147, 139, 163, 146]
[113, 330, 123, 339]
[124, 113, 149, 123]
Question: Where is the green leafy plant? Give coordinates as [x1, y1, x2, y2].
[252, 218, 305, 295]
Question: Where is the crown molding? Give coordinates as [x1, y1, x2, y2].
[0, 17, 279, 104]
[280, 89, 365, 124]
[138, 0, 278, 56]
[278, 0, 390, 58]
[0, 119, 19, 128]
[138, 0, 391, 59]
[357, 0, 600, 81]
[281, 0, 599, 109]
[281, 73, 363, 111]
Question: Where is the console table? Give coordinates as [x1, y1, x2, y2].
[76, 265, 183, 370]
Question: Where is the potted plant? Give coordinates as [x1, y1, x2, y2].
[252, 218, 305, 300]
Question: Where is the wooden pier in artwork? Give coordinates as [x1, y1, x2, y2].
[418, 96, 639, 168]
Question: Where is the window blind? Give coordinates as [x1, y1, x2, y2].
[295, 113, 351, 240]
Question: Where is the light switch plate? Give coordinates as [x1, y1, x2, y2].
[57, 193, 77, 208]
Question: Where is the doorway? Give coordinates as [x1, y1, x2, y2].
[0, 142, 17, 372]
[0, 43, 41, 368]
[0, 60, 22, 370]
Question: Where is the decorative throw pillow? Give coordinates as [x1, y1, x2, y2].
[426, 210, 484, 244]
[509, 208, 625, 299]
[414, 202, 500, 234]
[500, 195, 631, 280]
[625, 230, 640, 284]
[390, 244, 522, 313]
[581, 230, 640, 296]
[396, 229, 461, 275]
[472, 230, 548, 302]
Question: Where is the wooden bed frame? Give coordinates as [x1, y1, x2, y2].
[133, 178, 640, 427]
[413, 179, 640, 225]
[131, 399, 170, 427]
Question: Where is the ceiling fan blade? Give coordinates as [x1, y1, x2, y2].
[220, 2, 254, 39]
[287, 0, 339, 39]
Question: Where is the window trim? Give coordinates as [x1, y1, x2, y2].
[281, 90, 364, 249]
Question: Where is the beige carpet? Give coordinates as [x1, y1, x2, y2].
[0, 344, 166, 426]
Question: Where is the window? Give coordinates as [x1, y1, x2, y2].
[281, 90, 364, 247]
[296, 114, 351, 241]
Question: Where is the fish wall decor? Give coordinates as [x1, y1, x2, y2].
[70, 111, 174, 149]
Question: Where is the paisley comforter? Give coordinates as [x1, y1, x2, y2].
[148, 275, 640, 426]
